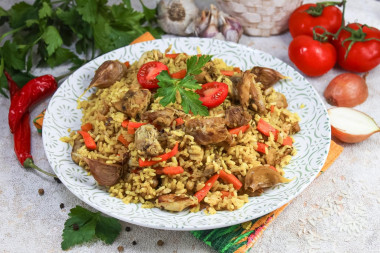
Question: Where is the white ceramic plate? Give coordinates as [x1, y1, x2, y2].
[43, 38, 331, 231]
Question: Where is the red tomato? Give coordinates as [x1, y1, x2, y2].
[333, 23, 380, 72]
[137, 61, 168, 89]
[288, 35, 337, 77]
[289, 3, 342, 38]
[196, 82, 228, 108]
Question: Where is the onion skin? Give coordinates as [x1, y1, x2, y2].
[331, 125, 379, 143]
[324, 73, 368, 107]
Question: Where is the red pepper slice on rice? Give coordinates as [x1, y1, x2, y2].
[138, 142, 179, 167]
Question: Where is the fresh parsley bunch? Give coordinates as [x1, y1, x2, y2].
[61, 205, 122, 250]
[0, 0, 163, 97]
[155, 55, 213, 116]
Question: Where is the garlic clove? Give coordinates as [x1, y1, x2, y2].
[328, 107, 380, 143]
[220, 14, 243, 43]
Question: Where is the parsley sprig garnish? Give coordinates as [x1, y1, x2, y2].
[61, 205, 121, 250]
[155, 55, 212, 116]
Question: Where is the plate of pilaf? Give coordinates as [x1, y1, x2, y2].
[43, 38, 331, 230]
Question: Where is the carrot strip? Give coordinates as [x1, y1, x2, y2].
[220, 191, 233, 198]
[117, 134, 129, 147]
[121, 120, 129, 128]
[130, 31, 155, 45]
[220, 70, 234, 76]
[81, 123, 93, 132]
[257, 118, 279, 139]
[170, 69, 187, 79]
[124, 61, 130, 68]
[219, 170, 242, 190]
[165, 53, 180, 59]
[175, 117, 185, 126]
[78, 131, 96, 150]
[156, 166, 184, 175]
[233, 67, 241, 73]
[256, 142, 268, 154]
[228, 124, 250, 135]
[282, 136, 293, 146]
[127, 122, 147, 134]
[270, 105, 275, 113]
[269, 166, 277, 172]
[139, 142, 179, 167]
[194, 174, 219, 202]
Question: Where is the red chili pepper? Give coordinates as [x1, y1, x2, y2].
[5, 72, 56, 178]
[8, 75, 57, 133]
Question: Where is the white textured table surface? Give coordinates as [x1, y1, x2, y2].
[1, 0, 379, 252]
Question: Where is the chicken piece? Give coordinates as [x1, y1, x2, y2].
[142, 108, 176, 127]
[250, 66, 287, 89]
[157, 194, 198, 212]
[134, 124, 163, 156]
[84, 158, 122, 186]
[274, 92, 288, 108]
[244, 166, 291, 194]
[225, 106, 252, 128]
[185, 117, 229, 145]
[114, 89, 151, 119]
[238, 71, 267, 114]
[89, 60, 128, 89]
[227, 75, 242, 102]
[71, 137, 83, 165]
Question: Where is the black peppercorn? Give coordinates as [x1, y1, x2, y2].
[132, 241, 137, 245]
[54, 177, 62, 184]
[38, 189, 44, 195]
[157, 240, 164, 246]
[125, 226, 131, 232]
[60, 203, 65, 209]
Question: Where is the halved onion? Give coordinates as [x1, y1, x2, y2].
[328, 107, 380, 143]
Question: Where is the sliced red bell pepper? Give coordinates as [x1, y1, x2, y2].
[78, 131, 96, 150]
[124, 61, 130, 68]
[170, 69, 187, 79]
[220, 191, 233, 198]
[282, 136, 293, 146]
[121, 120, 129, 128]
[175, 117, 185, 126]
[269, 166, 277, 172]
[228, 124, 250, 135]
[270, 105, 275, 113]
[257, 118, 279, 139]
[81, 123, 93, 132]
[194, 174, 219, 202]
[138, 142, 179, 167]
[165, 53, 180, 59]
[127, 121, 147, 134]
[256, 142, 268, 154]
[155, 166, 184, 175]
[219, 170, 242, 190]
[220, 70, 234, 76]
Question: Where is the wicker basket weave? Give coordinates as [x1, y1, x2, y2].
[216, 0, 303, 37]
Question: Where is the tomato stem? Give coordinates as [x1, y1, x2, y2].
[306, 0, 345, 17]
[341, 25, 380, 59]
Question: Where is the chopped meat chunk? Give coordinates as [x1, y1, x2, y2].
[84, 158, 122, 186]
[238, 71, 267, 114]
[142, 108, 176, 127]
[134, 124, 163, 156]
[274, 92, 288, 108]
[265, 147, 292, 166]
[157, 194, 198, 212]
[185, 117, 229, 145]
[291, 122, 301, 134]
[114, 89, 151, 119]
[250, 66, 286, 89]
[89, 60, 128, 89]
[244, 166, 291, 194]
[225, 106, 252, 128]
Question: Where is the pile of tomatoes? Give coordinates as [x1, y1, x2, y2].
[288, 3, 380, 77]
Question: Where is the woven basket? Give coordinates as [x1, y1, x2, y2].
[216, 0, 303, 37]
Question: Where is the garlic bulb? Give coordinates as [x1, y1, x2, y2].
[219, 11, 243, 43]
[157, 0, 199, 36]
[195, 5, 225, 40]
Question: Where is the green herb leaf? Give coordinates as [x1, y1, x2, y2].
[155, 55, 212, 115]
[139, 0, 156, 24]
[61, 205, 121, 250]
[42, 25, 63, 56]
[0, 7, 8, 26]
[38, 2, 52, 19]
[8, 2, 37, 28]
[1, 41, 26, 70]
[76, 0, 99, 24]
